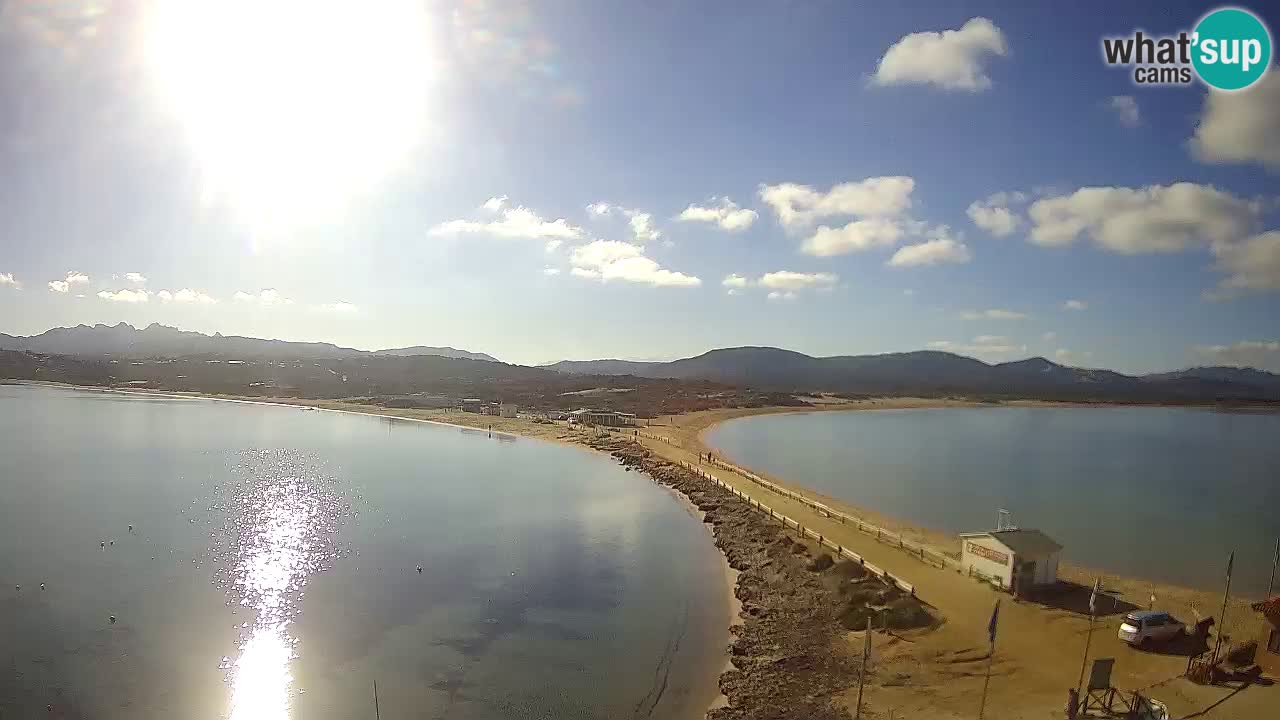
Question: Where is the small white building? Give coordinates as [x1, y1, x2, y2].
[499, 403, 517, 418]
[959, 528, 1062, 595]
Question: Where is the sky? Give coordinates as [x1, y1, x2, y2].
[0, 0, 1277, 372]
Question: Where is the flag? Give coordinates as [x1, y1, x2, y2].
[1088, 577, 1101, 616]
[987, 600, 1000, 646]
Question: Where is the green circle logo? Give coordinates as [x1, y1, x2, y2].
[1192, 8, 1272, 91]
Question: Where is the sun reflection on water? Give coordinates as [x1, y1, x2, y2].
[212, 451, 351, 719]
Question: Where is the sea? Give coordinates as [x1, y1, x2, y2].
[706, 406, 1280, 596]
[0, 383, 728, 719]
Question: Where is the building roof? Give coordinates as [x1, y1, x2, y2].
[1251, 597, 1280, 616]
[960, 528, 1063, 557]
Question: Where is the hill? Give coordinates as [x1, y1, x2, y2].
[0, 323, 498, 362]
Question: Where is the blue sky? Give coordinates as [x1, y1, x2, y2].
[0, 0, 1277, 372]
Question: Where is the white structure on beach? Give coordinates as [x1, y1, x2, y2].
[959, 527, 1062, 594]
[499, 403, 517, 418]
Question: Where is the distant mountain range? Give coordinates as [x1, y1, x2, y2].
[547, 347, 1280, 401]
[0, 323, 499, 362]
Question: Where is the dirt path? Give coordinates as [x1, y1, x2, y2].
[639, 405, 1276, 720]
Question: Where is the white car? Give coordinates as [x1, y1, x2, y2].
[1118, 611, 1186, 647]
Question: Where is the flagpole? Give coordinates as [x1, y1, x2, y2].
[1076, 577, 1100, 694]
[978, 600, 999, 720]
[374, 679, 381, 720]
[1211, 551, 1235, 665]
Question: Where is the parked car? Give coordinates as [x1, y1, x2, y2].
[1118, 611, 1186, 647]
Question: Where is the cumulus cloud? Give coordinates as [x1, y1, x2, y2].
[722, 273, 750, 289]
[584, 203, 663, 243]
[568, 240, 700, 287]
[1026, 183, 1261, 254]
[315, 302, 357, 313]
[545, 239, 564, 253]
[888, 234, 972, 267]
[1194, 340, 1280, 372]
[758, 271, 838, 290]
[759, 177, 915, 229]
[156, 288, 217, 304]
[482, 195, 508, 212]
[961, 308, 1027, 321]
[0, 272, 19, 289]
[48, 271, 89, 293]
[97, 289, 150, 303]
[585, 202, 612, 217]
[1211, 230, 1280, 292]
[766, 291, 797, 302]
[678, 197, 758, 232]
[429, 206, 584, 241]
[543, 267, 560, 276]
[1190, 71, 1280, 171]
[124, 272, 147, 284]
[1063, 299, 1087, 310]
[1108, 95, 1141, 128]
[802, 218, 904, 256]
[967, 191, 1027, 237]
[234, 289, 294, 306]
[871, 17, 1008, 91]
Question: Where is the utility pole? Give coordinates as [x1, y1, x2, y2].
[855, 616, 871, 720]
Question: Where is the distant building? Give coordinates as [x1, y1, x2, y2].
[460, 398, 484, 413]
[567, 409, 635, 427]
[1251, 597, 1280, 675]
[499, 403, 517, 418]
[959, 528, 1062, 595]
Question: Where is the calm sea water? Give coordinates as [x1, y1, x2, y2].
[1, 384, 728, 719]
[707, 407, 1280, 596]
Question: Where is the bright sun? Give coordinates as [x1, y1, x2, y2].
[143, 0, 434, 234]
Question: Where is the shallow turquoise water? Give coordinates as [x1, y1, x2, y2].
[1, 384, 727, 719]
[707, 406, 1280, 595]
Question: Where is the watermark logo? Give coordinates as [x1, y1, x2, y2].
[1102, 6, 1271, 91]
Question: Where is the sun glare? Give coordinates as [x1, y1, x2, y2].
[143, 0, 434, 234]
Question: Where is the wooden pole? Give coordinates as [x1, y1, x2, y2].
[1267, 538, 1279, 601]
[374, 680, 381, 720]
[978, 638, 996, 719]
[1211, 551, 1235, 664]
[855, 616, 871, 720]
[1077, 578, 1100, 695]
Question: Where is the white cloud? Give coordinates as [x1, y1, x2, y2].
[97, 289, 151, 303]
[585, 202, 612, 217]
[157, 288, 217, 304]
[961, 308, 1027, 321]
[722, 273, 750, 289]
[0, 272, 20, 289]
[545, 239, 564, 253]
[1026, 183, 1261, 254]
[759, 177, 915, 229]
[1190, 71, 1280, 171]
[124, 272, 147, 284]
[758, 270, 838, 290]
[542, 267, 560, 276]
[802, 218, 904, 256]
[677, 197, 759, 232]
[585, 203, 663, 243]
[927, 336, 1027, 358]
[429, 206, 584, 241]
[1063, 299, 1087, 310]
[234, 288, 294, 306]
[48, 271, 89, 293]
[766, 290, 797, 302]
[482, 195, 508, 212]
[1054, 348, 1093, 365]
[967, 192, 1027, 237]
[568, 240, 700, 287]
[1212, 230, 1280, 292]
[871, 17, 1008, 91]
[1108, 95, 1141, 128]
[1194, 340, 1280, 372]
[315, 302, 357, 313]
[888, 236, 972, 267]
